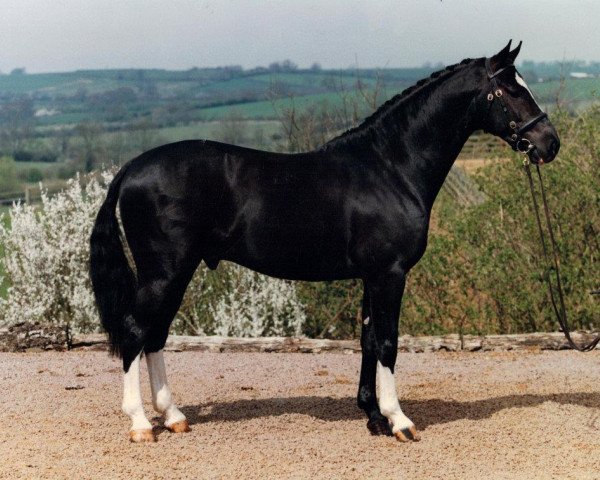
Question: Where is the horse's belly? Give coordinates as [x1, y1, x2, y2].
[223, 227, 355, 281]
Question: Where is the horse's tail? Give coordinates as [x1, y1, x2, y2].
[89, 164, 135, 358]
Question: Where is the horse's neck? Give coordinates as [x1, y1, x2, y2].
[398, 90, 477, 209]
[351, 77, 479, 211]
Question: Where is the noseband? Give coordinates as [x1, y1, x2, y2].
[484, 58, 548, 154]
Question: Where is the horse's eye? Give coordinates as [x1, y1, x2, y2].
[504, 83, 520, 96]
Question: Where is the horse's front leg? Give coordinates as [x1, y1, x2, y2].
[369, 269, 420, 442]
[357, 282, 392, 436]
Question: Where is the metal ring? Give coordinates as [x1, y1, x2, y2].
[516, 138, 534, 154]
[511, 133, 518, 141]
[509, 121, 517, 130]
[487, 93, 494, 101]
[495, 89, 503, 97]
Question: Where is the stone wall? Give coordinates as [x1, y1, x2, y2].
[1, 322, 597, 353]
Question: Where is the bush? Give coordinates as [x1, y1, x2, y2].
[0, 156, 19, 194]
[0, 173, 109, 332]
[174, 264, 305, 337]
[273, 105, 599, 338]
[402, 108, 600, 335]
[296, 279, 362, 339]
[19, 167, 44, 183]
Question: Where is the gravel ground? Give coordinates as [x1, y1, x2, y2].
[0, 350, 599, 479]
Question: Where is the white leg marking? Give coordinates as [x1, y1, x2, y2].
[146, 350, 186, 427]
[376, 361, 414, 433]
[122, 352, 153, 432]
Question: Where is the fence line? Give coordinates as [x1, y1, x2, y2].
[443, 166, 486, 206]
[0, 184, 68, 206]
[458, 131, 505, 159]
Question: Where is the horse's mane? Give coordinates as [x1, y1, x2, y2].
[322, 57, 476, 149]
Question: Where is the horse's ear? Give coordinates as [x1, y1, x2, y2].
[508, 41, 522, 64]
[490, 40, 513, 69]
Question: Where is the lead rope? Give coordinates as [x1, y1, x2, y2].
[523, 160, 600, 351]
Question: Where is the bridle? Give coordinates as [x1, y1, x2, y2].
[484, 57, 548, 156]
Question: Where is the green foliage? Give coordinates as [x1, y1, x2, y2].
[0, 156, 19, 194]
[296, 279, 363, 339]
[403, 108, 600, 335]
[18, 167, 44, 183]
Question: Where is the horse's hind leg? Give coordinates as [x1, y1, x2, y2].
[121, 257, 198, 442]
[146, 350, 189, 433]
[122, 351, 155, 442]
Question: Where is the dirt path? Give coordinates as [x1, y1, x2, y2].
[1, 350, 599, 479]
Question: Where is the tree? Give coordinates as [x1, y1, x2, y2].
[281, 59, 298, 71]
[130, 119, 162, 154]
[75, 122, 104, 172]
[0, 97, 35, 154]
[213, 110, 248, 145]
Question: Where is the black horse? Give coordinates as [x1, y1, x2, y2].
[90, 41, 560, 443]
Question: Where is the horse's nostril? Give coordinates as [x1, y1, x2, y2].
[550, 138, 560, 157]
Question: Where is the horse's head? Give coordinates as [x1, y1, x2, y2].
[478, 41, 560, 164]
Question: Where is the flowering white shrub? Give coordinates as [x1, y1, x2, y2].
[0, 172, 112, 332]
[0, 170, 306, 337]
[212, 265, 304, 337]
[174, 262, 305, 337]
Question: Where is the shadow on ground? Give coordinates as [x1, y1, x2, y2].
[180, 392, 600, 430]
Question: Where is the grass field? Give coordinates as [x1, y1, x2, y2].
[532, 77, 600, 104]
[144, 120, 281, 143]
[198, 90, 374, 120]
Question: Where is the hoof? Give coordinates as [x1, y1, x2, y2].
[129, 429, 156, 443]
[166, 420, 191, 434]
[394, 425, 421, 442]
[367, 417, 392, 436]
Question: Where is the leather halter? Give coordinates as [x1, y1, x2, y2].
[484, 57, 548, 154]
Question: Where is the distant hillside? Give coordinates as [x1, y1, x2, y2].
[0, 66, 435, 128]
[0, 61, 598, 130]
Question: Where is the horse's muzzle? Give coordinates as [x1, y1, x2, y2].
[527, 130, 560, 164]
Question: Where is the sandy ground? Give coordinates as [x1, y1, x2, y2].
[0, 350, 599, 480]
